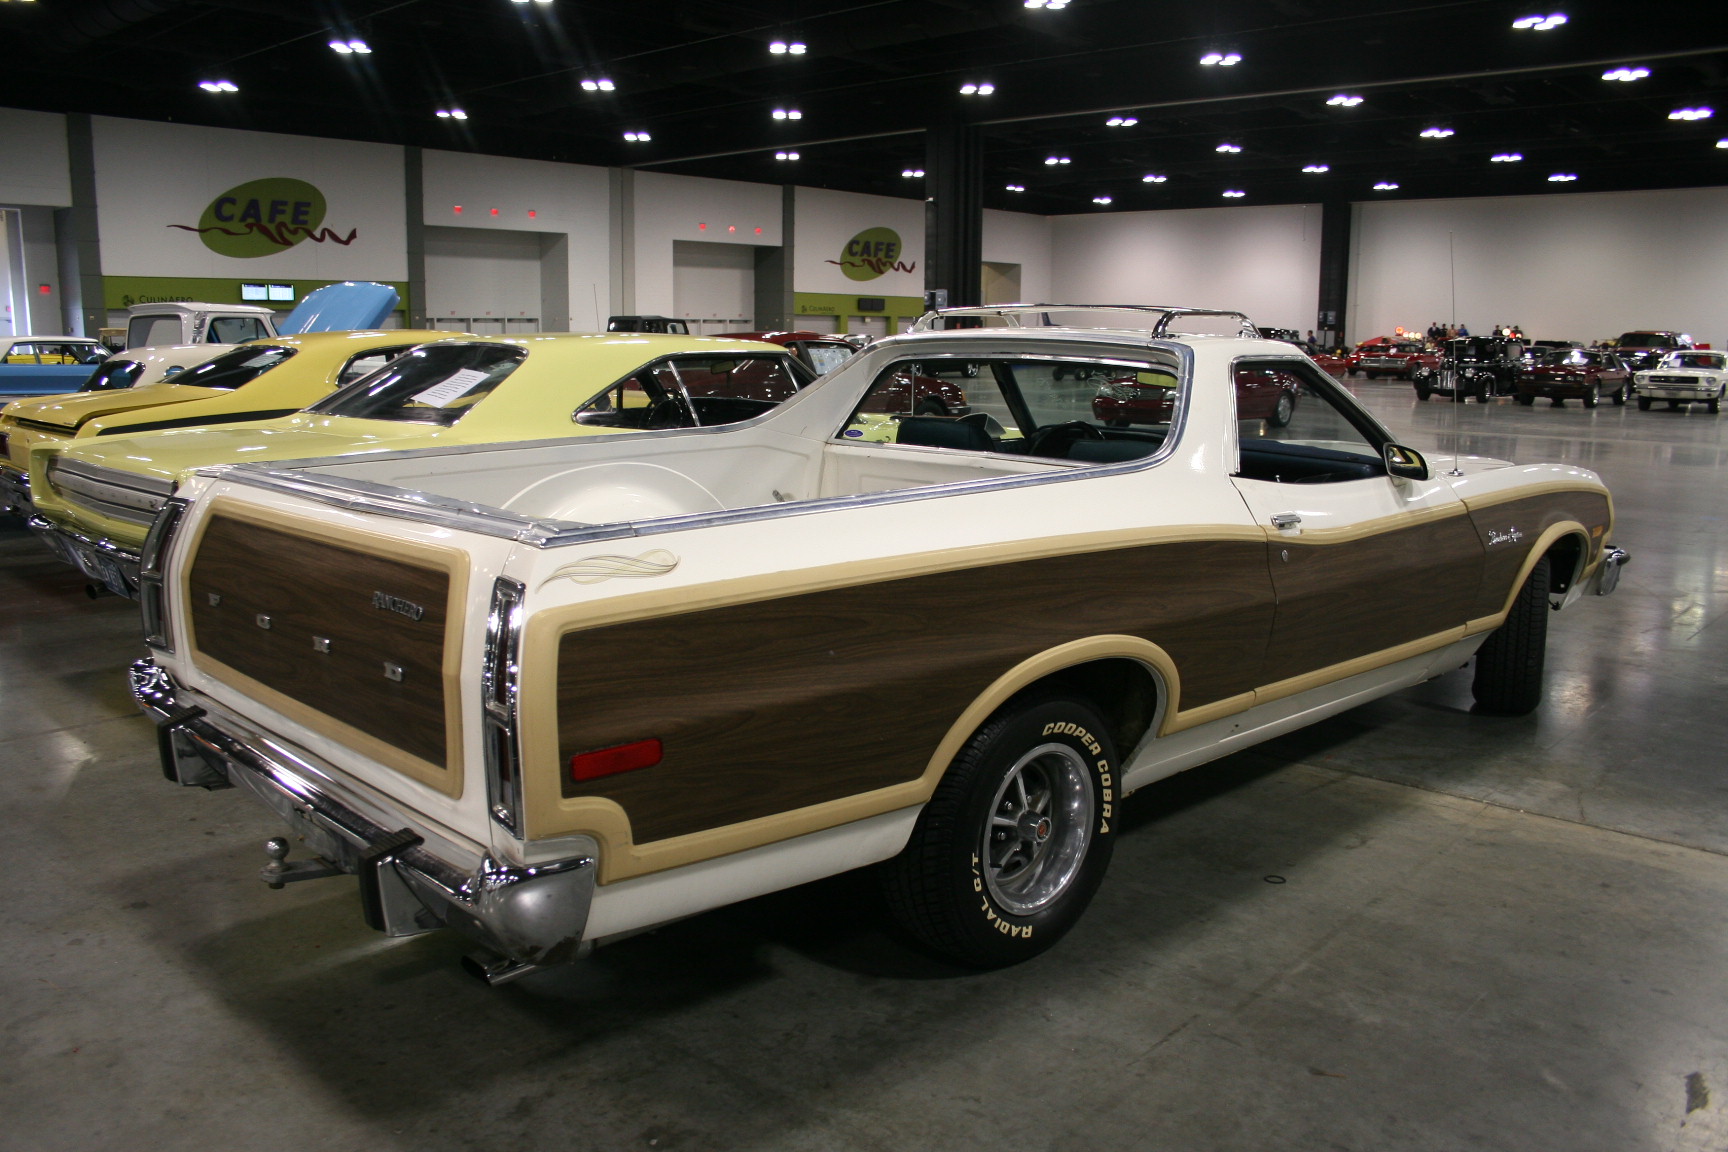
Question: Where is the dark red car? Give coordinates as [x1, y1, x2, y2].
[723, 330, 969, 416]
[1517, 349, 1631, 408]
[1093, 364, 1299, 427]
[1356, 340, 1438, 380]
[1310, 351, 1349, 378]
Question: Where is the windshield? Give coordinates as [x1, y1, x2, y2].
[1664, 352, 1726, 370]
[166, 345, 296, 390]
[1539, 350, 1601, 367]
[803, 342, 854, 375]
[308, 343, 526, 425]
[80, 359, 146, 391]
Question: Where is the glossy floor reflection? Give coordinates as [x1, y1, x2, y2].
[3, 388, 1727, 1152]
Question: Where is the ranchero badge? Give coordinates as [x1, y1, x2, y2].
[372, 591, 426, 621]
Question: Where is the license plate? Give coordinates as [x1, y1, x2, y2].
[71, 543, 131, 597]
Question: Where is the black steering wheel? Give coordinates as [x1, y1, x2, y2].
[1026, 420, 1105, 458]
[646, 396, 698, 428]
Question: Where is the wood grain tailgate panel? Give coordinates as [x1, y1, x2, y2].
[187, 513, 452, 769]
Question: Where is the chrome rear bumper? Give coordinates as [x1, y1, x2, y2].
[130, 659, 597, 971]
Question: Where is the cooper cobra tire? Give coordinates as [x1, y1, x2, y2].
[1637, 396, 1652, 411]
[1472, 555, 1551, 716]
[881, 690, 1118, 968]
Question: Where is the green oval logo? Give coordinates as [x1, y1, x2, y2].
[178, 178, 333, 258]
[833, 226, 910, 281]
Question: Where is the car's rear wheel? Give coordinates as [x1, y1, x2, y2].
[1472, 555, 1551, 716]
[881, 690, 1117, 968]
[1268, 392, 1296, 427]
[1611, 383, 1627, 406]
[914, 398, 948, 417]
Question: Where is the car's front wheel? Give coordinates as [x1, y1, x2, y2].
[1516, 393, 1535, 406]
[1472, 555, 1551, 716]
[881, 690, 1117, 968]
[1611, 383, 1627, 406]
[1582, 381, 1600, 409]
[1637, 396, 1652, 411]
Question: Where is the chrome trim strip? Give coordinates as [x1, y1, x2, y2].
[482, 577, 528, 837]
[139, 498, 188, 651]
[910, 303, 1259, 338]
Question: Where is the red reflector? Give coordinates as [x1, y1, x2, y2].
[569, 738, 662, 782]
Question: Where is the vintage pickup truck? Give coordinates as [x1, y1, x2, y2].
[127, 306, 1628, 983]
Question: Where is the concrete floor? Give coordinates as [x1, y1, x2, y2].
[3, 381, 1726, 1151]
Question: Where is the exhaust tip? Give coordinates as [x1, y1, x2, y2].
[461, 949, 542, 986]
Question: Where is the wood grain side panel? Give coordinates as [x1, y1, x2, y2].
[1467, 491, 1612, 617]
[556, 539, 1273, 843]
[1262, 513, 1484, 684]
[187, 513, 452, 769]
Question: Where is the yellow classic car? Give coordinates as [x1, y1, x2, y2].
[1, 329, 462, 519]
[28, 332, 812, 595]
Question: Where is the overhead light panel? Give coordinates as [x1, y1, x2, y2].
[769, 40, 806, 55]
[1512, 12, 1567, 29]
[1092, 196, 1113, 205]
[1326, 94, 1364, 107]
[1005, 184, 1026, 192]
[1222, 189, 1246, 198]
[435, 108, 468, 120]
[1044, 155, 1070, 165]
[198, 80, 238, 93]
[1491, 152, 1524, 162]
[329, 38, 370, 54]
[1718, 139, 1728, 149]
[1024, 0, 1070, 8]
[579, 78, 615, 91]
[1215, 142, 1242, 153]
[1602, 66, 1649, 82]
[623, 130, 651, 142]
[771, 108, 802, 120]
[775, 151, 799, 160]
[1302, 164, 1330, 173]
[959, 82, 995, 95]
[1420, 127, 1455, 139]
[1670, 107, 1714, 120]
[1200, 52, 1242, 66]
[1105, 116, 1138, 127]
[1141, 173, 1167, 183]
[902, 168, 925, 178]
[1548, 172, 1578, 182]
[1373, 181, 1400, 190]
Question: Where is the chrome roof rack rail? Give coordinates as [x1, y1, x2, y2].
[909, 303, 1258, 338]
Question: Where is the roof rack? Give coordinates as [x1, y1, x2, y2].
[909, 304, 1259, 338]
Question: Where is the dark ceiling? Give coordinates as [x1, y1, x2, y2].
[4, 0, 1727, 214]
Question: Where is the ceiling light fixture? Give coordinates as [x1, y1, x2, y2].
[1491, 152, 1524, 162]
[1044, 155, 1070, 165]
[775, 151, 799, 160]
[1023, 0, 1070, 9]
[1006, 184, 1025, 191]
[1511, 12, 1567, 29]
[1141, 173, 1167, 183]
[1602, 66, 1650, 81]
[1302, 164, 1330, 173]
[1326, 94, 1364, 107]
[579, 78, 615, 91]
[198, 80, 239, 93]
[1092, 196, 1113, 204]
[435, 108, 468, 120]
[1222, 189, 1246, 198]
[1215, 142, 1242, 153]
[902, 168, 925, 178]
[623, 130, 651, 142]
[329, 38, 370, 54]
[1200, 52, 1242, 66]
[771, 108, 802, 120]
[1718, 139, 1728, 149]
[1105, 116, 1138, 127]
[1419, 127, 1455, 139]
[1548, 172, 1578, 181]
[959, 82, 995, 95]
[1373, 181, 1400, 190]
[769, 40, 806, 55]
[1670, 107, 1714, 120]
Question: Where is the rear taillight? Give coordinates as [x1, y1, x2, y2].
[139, 498, 189, 652]
[570, 739, 663, 783]
[482, 577, 527, 836]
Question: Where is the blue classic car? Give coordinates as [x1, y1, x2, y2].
[0, 337, 109, 397]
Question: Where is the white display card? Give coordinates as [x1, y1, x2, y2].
[410, 367, 491, 407]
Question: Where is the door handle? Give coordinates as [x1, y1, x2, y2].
[1270, 512, 1302, 531]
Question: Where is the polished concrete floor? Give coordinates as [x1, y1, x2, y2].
[3, 382, 1727, 1151]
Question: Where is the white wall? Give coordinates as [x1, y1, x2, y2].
[91, 116, 406, 281]
[672, 240, 754, 330]
[983, 208, 1052, 303]
[793, 185, 924, 298]
[423, 226, 544, 327]
[0, 108, 70, 208]
[1049, 203, 1322, 332]
[1352, 187, 1728, 347]
[633, 172, 782, 316]
[422, 149, 610, 330]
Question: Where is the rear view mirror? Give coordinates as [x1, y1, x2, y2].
[1384, 442, 1430, 481]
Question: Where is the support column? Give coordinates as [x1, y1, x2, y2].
[924, 123, 983, 310]
[63, 114, 104, 338]
[403, 146, 427, 328]
[752, 183, 796, 330]
[1316, 200, 1351, 351]
[608, 168, 635, 318]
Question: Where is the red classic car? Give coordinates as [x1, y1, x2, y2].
[1093, 363, 1299, 427]
[724, 330, 968, 416]
[1517, 349, 1631, 408]
[1356, 341, 1438, 380]
[1311, 351, 1349, 378]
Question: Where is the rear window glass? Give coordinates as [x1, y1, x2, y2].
[166, 345, 296, 390]
[210, 316, 272, 344]
[309, 343, 525, 425]
[81, 359, 146, 391]
[127, 316, 181, 348]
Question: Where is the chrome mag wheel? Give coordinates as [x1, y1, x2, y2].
[982, 742, 1095, 916]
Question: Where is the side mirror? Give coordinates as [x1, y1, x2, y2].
[1384, 442, 1430, 481]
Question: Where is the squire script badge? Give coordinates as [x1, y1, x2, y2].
[372, 591, 427, 620]
[1487, 527, 1524, 547]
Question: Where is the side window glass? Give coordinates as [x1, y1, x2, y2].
[5, 344, 41, 363]
[337, 346, 411, 386]
[574, 354, 804, 429]
[1235, 363, 1386, 484]
[210, 317, 270, 344]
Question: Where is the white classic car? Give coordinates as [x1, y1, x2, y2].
[126, 305, 1627, 983]
[1632, 349, 1728, 412]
